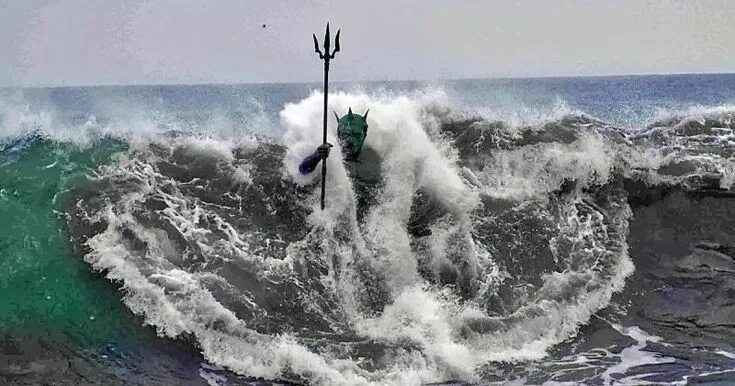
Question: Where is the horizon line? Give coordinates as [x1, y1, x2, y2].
[2, 70, 734, 90]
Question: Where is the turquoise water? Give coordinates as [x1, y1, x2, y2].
[0, 137, 128, 338]
[0, 137, 214, 384]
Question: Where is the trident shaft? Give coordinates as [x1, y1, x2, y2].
[313, 23, 340, 210]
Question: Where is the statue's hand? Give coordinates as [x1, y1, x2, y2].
[316, 143, 333, 160]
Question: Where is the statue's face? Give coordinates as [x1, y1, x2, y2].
[337, 109, 369, 160]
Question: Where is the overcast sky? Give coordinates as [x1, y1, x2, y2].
[1, 0, 733, 87]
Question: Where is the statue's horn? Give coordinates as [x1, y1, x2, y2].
[334, 111, 340, 122]
[363, 109, 369, 120]
[348, 107, 353, 116]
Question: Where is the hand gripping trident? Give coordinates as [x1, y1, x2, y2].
[313, 23, 340, 210]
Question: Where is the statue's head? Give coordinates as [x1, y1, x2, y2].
[335, 107, 369, 160]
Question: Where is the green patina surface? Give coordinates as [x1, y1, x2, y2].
[337, 108, 369, 159]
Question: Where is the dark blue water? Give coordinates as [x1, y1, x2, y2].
[4, 74, 734, 134]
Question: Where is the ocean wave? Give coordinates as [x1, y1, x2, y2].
[4, 87, 735, 384]
[60, 90, 643, 385]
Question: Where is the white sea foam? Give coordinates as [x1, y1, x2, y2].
[649, 103, 735, 129]
[473, 133, 618, 200]
[0, 88, 274, 150]
[472, 97, 584, 129]
[599, 325, 675, 385]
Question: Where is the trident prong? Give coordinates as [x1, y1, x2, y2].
[312, 34, 323, 58]
[313, 23, 340, 62]
[331, 29, 340, 59]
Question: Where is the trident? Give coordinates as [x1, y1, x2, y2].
[313, 23, 340, 210]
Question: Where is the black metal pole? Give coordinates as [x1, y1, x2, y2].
[320, 58, 329, 210]
[313, 23, 340, 210]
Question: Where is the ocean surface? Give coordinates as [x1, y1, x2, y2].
[1, 74, 735, 385]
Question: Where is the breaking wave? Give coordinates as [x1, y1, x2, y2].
[3, 88, 735, 385]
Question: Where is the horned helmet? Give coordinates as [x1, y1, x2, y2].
[335, 107, 369, 160]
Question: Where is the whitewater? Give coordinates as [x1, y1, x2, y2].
[1, 75, 735, 385]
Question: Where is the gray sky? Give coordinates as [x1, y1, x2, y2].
[1, 0, 734, 87]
